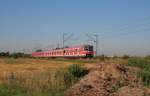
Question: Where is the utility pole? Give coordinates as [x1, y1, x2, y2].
[86, 33, 99, 56]
[62, 32, 74, 48]
[63, 33, 65, 48]
[62, 32, 74, 56]
[94, 34, 98, 56]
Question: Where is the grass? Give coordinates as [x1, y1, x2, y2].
[4, 58, 28, 64]
[47, 58, 98, 64]
[0, 85, 26, 96]
[1, 70, 67, 96]
[0, 63, 88, 96]
[127, 57, 150, 87]
[0, 57, 129, 96]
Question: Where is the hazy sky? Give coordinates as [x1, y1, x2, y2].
[0, 0, 150, 56]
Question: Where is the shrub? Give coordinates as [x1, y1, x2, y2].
[0, 85, 26, 96]
[145, 55, 150, 60]
[98, 54, 105, 61]
[112, 56, 118, 59]
[137, 70, 150, 86]
[94, 54, 108, 61]
[63, 71, 76, 87]
[128, 57, 150, 87]
[128, 57, 149, 69]
[67, 64, 89, 78]
[122, 55, 130, 59]
[0, 64, 88, 96]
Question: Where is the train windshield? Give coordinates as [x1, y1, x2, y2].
[89, 46, 93, 51]
[84, 45, 93, 51]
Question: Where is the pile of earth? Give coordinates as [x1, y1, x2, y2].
[66, 63, 150, 96]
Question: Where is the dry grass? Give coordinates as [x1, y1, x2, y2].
[0, 58, 127, 82]
[0, 58, 73, 83]
[0, 58, 87, 96]
[0, 58, 127, 96]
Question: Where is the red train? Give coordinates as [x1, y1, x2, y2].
[32, 45, 95, 58]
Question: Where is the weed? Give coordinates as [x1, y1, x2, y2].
[0, 64, 87, 96]
[67, 64, 89, 78]
[128, 57, 149, 69]
[4, 58, 25, 64]
[127, 57, 150, 87]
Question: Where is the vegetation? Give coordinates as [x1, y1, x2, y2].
[0, 85, 25, 96]
[94, 54, 111, 61]
[0, 64, 88, 96]
[145, 55, 150, 60]
[67, 64, 89, 78]
[0, 51, 9, 57]
[121, 54, 130, 59]
[0, 51, 30, 59]
[128, 57, 149, 69]
[128, 57, 150, 86]
[4, 58, 28, 64]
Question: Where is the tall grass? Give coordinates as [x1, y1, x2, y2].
[128, 57, 150, 87]
[4, 58, 28, 64]
[0, 64, 88, 96]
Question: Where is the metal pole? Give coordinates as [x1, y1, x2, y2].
[95, 35, 98, 56]
[63, 33, 65, 49]
[86, 33, 99, 57]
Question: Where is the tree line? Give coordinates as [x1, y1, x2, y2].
[0, 51, 31, 58]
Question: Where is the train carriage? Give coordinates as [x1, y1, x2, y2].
[32, 44, 94, 58]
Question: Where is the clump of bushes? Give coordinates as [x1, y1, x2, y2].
[0, 85, 25, 96]
[128, 57, 149, 69]
[145, 55, 150, 60]
[128, 57, 150, 86]
[0, 51, 30, 59]
[122, 55, 130, 59]
[94, 54, 110, 61]
[61, 64, 89, 87]
[67, 64, 89, 78]
[137, 70, 150, 86]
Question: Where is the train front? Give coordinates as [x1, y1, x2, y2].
[84, 45, 95, 58]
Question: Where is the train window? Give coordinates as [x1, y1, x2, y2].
[84, 47, 89, 51]
[89, 46, 93, 51]
[84, 45, 93, 51]
[75, 49, 77, 52]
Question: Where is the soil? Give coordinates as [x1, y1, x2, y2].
[66, 63, 150, 96]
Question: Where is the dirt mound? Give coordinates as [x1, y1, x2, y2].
[114, 86, 149, 96]
[66, 63, 150, 96]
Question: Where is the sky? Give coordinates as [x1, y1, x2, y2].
[0, 0, 150, 56]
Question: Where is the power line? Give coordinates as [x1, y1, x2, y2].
[99, 16, 150, 39]
[63, 33, 74, 48]
[100, 21, 150, 40]
[86, 33, 99, 56]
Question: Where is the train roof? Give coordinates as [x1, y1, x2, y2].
[33, 44, 93, 53]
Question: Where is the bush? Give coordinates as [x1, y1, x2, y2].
[67, 64, 89, 78]
[94, 54, 109, 61]
[0, 85, 26, 96]
[0, 52, 10, 57]
[137, 70, 150, 86]
[0, 64, 88, 96]
[128, 57, 150, 87]
[112, 56, 118, 59]
[145, 55, 150, 60]
[128, 57, 149, 69]
[122, 55, 130, 59]
[63, 71, 76, 87]
[98, 55, 105, 61]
